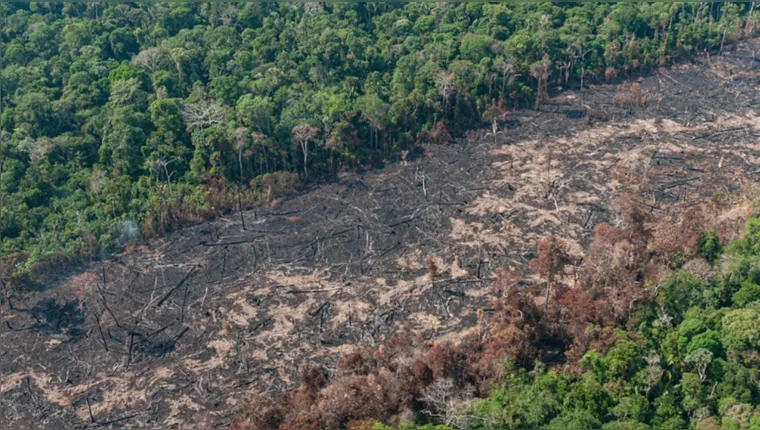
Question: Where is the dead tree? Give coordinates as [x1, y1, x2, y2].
[571, 42, 593, 93]
[181, 100, 226, 131]
[529, 235, 571, 314]
[482, 101, 509, 146]
[531, 54, 552, 110]
[557, 44, 575, 85]
[292, 122, 319, 177]
[498, 57, 516, 95]
[233, 128, 252, 231]
[435, 71, 457, 114]
[132, 47, 172, 73]
[219, 4, 239, 26]
[419, 378, 474, 428]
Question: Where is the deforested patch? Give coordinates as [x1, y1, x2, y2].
[267, 270, 343, 292]
[331, 300, 371, 328]
[165, 394, 203, 427]
[225, 294, 258, 326]
[396, 249, 425, 271]
[377, 274, 432, 306]
[73, 374, 148, 421]
[255, 298, 315, 342]
[465, 193, 513, 217]
[410, 312, 444, 331]
[0, 372, 26, 394]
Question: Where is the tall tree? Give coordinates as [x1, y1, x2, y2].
[292, 122, 318, 177]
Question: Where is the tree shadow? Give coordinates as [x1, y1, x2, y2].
[135, 337, 179, 358]
[25, 298, 85, 338]
[565, 109, 586, 119]
[133, 326, 190, 359]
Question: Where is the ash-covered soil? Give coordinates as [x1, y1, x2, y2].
[3, 40, 760, 428]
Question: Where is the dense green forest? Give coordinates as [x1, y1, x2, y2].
[233, 200, 760, 430]
[0, 2, 755, 274]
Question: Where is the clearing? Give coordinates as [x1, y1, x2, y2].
[3, 40, 760, 428]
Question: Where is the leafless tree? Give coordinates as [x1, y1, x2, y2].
[132, 47, 172, 73]
[18, 137, 54, 163]
[483, 101, 509, 146]
[531, 54, 552, 110]
[571, 41, 593, 92]
[401, 150, 410, 166]
[146, 156, 177, 194]
[320, 116, 333, 146]
[642, 353, 664, 396]
[293, 122, 319, 177]
[420, 378, 474, 429]
[497, 57, 516, 94]
[557, 43, 577, 85]
[181, 100, 226, 132]
[538, 14, 551, 30]
[652, 307, 673, 328]
[303, 2, 323, 15]
[557, 59, 572, 85]
[435, 71, 457, 114]
[233, 128, 252, 182]
[89, 169, 107, 197]
[685, 348, 713, 383]
[233, 128, 252, 230]
[219, 4, 238, 27]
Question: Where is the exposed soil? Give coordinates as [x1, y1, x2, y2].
[3, 40, 760, 428]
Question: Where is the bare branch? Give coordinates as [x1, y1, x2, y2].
[182, 100, 226, 132]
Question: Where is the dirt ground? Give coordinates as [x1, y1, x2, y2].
[3, 40, 760, 428]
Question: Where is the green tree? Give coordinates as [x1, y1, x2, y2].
[722, 307, 760, 352]
[236, 94, 275, 134]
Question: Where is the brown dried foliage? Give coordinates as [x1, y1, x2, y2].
[233, 195, 728, 428]
[233, 353, 432, 429]
[530, 235, 571, 285]
[649, 206, 705, 262]
[337, 349, 374, 377]
[614, 82, 648, 109]
[419, 121, 452, 146]
[425, 256, 439, 281]
[605, 67, 619, 81]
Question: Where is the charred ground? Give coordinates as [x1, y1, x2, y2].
[3, 40, 760, 428]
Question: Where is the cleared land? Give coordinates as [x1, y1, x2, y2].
[3, 40, 760, 428]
